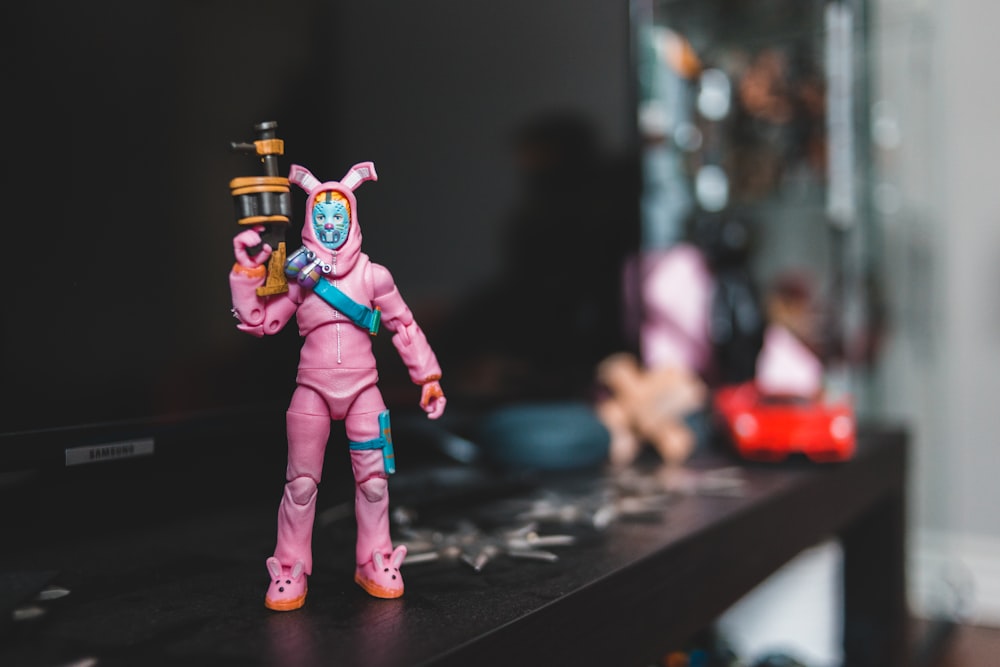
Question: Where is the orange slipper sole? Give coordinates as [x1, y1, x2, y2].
[354, 572, 403, 599]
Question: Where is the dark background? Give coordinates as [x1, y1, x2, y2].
[2, 1, 640, 494]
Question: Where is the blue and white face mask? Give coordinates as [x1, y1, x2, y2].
[312, 198, 350, 250]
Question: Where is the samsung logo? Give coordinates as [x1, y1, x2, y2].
[65, 438, 155, 466]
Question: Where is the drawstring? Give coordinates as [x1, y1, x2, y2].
[332, 254, 342, 364]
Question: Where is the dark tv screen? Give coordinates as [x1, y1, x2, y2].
[2, 0, 640, 479]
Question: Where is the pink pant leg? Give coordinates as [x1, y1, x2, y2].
[274, 386, 330, 574]
[350, 448, 392, 566]
[345, 385, 392, 566]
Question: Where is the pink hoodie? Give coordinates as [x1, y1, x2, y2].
[230, 162, 441, 385]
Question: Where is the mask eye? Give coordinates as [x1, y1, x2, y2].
[316, 213, 326, 222]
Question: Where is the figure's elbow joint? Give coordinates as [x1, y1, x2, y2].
[234, 305, 266, 327]
[236, 321, 265, 338]
[234, 306, 288, 336]
[392, 319, 417, 346]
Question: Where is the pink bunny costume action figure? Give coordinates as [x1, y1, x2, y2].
[229, 161, 446, 610]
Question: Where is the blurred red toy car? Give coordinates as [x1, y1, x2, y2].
[712, 381, 855, 462]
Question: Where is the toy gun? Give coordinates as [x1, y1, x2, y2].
[230, 120, 291, 296]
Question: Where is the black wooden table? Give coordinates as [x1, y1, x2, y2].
[0, 426, 908, 667]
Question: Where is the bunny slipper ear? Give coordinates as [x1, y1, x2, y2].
[290, 560, 305, 580]
[390, 545, 407, 568]
[373, 551, 385, 570]
[266, 557, 283, 579]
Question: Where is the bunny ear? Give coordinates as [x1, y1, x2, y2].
[390, 545, 407, 568]
[373, 551, 385, 569]
[266, 557, 283, 579]
[290, 560, 305, 580]
[341, 161, 378, 192]
[289, 164, 322, 192]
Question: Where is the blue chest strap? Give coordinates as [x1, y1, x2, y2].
[313, 279, 381, 336]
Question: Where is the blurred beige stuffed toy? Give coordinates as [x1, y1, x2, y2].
[595, 352, 707, 467]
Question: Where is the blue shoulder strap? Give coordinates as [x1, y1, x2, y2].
[313, 280, 381, 336]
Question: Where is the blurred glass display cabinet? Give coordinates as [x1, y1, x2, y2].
[631, 0, 883, 413]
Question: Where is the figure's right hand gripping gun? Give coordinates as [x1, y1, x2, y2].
[229, 121, 291, 296]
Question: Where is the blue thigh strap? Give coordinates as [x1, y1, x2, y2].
[348, 411, 395, 474]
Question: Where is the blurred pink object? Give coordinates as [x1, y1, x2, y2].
[756, 324, 824, 398]
[637, 243, 714, 375]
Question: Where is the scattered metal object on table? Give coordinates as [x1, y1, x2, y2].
[399, 520, 575, 572]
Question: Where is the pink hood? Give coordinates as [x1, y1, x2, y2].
[288, 162, 377, 277]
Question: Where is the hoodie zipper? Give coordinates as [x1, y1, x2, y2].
[331, 254, 343, 364]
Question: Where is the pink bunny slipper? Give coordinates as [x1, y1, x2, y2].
[265, 557, 308, 611]
[354, 546, 407, 599]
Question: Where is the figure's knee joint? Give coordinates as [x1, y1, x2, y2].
[287, 476, 318, 505]
[358, 476, 387, 503]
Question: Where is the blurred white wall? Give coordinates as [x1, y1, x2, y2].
[873, 0, 1000, 626]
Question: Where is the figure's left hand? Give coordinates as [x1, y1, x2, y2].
[420, 381, 446, 420]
